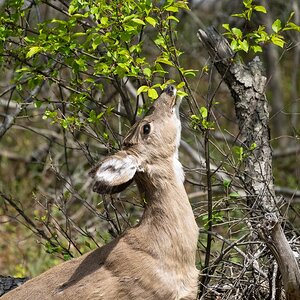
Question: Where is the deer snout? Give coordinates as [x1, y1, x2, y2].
[164, 85, 176, 97]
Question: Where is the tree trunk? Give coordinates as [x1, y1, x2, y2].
[198, 27, 300, 300]
[0, 276, 28, 297]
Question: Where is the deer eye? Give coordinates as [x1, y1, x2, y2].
[142, 123, 151, 135]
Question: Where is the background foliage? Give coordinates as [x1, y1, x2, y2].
[0, 0, 300, 298]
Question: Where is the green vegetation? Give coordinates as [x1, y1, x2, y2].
[0, 0, 300, 298]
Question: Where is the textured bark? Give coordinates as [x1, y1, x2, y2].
[198, 27, 300, 300]
[0, 276, 28, 296]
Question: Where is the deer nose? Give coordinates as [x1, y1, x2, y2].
[164, 85, 176, 97]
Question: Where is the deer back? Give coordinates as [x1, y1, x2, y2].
[2, 85, 199, 300]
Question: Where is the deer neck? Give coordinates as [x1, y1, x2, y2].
[134, 157, 199, 267]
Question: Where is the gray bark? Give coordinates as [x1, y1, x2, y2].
[0, 276, 28, 296]
[198, 27, 300, 300]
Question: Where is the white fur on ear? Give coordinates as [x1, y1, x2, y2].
[95, 154, 138, 189]
[89, 152, 139, 194]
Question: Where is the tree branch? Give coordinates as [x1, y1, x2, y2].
[198, 27, 300, 300]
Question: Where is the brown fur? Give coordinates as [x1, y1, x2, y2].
[2, 86, 199, 300]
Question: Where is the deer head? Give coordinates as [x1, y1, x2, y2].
[89, 85, 183, 195]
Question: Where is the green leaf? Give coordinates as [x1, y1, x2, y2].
[151, 83, 162, 89]
[231, 13, 245, 19]
[254, 5, 266, 13]
[15, 67, 30, 73]
[137, 85, 149, 95]
[235, 146, 244, 161]
[34, 100, 42, 108]
[243, 0, 252, 9]
[68, 4, 77, 15]
[272, 19, 282, 33]
[285, 22, 300, 32]
[154, 36, 166, 47]
[223, 179, 231, 188]
[232, 27, 242, 39]
[246, 8, 253, 21]
[167, 16, 179, 22]
[200, 107, 208, 119]
[251, 45, 262, 53]
[131, 18, 145, 25]
[229, 192, 240, 198]
[271, 35, 285, 48]
[177, 90, 188, 97]
[231, 40, 238, 51]
[148, 88, 158, 99]
[26, 46, 42, 58]
[103, 132, 109, 140]
[191, 115, 200, 121]
[61, 119, 68, 129]
[87, 110, 96, 123]
[175, 1, 189, 9]
[222, 23, 231, 31]
[143, 68, 152, 77]
[190, 114, 200, 129]
[145, 16, 156, 27]
[249, 143, 257, 151]
[92, 36, 102, 50]
[156, 57, 174, 66]
[165, 6, 179, 12]
[182, 69, 197, 77]
[87, 110, 104, 123]
[100, 17, 108, 25]
[239, 39, 249, 52]
[176, 82, 185, 89]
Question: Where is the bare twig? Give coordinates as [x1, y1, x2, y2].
[0, 191, 73, 258]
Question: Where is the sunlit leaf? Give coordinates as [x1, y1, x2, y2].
[167, 16, 179, 23]
[101, 17, 108, 25]
[137, 85, 149, 95]
[251, 45, 262, 53]
[145, 16, 156, 27]
[176, 82, 185, 89]
[26, 46, 42, 58]
[156, 57, 174, 66]
[232, 27, 242, 39]
[148, 88, 158, 99]
[271, 35, 285, 48]
[143, 68, 152, 77]
[222, 23, 231, 31]
[177, 90, 188, 97]
[284, 22, 300, 32]
[254, 5, 266, 13]
[200, 107, 208, 119]
[165, 6, 179, 12]
[272, 19, 282, 33]
[239, 39, 249, 52]
[131, 18, 145, 25]
[243, 0, 252, 9]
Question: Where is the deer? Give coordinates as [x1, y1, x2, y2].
[1, 85, 199, 300]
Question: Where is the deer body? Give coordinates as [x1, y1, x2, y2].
[2, 86, 199, 300]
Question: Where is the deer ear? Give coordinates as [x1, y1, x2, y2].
[89, 153, 138, 194]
